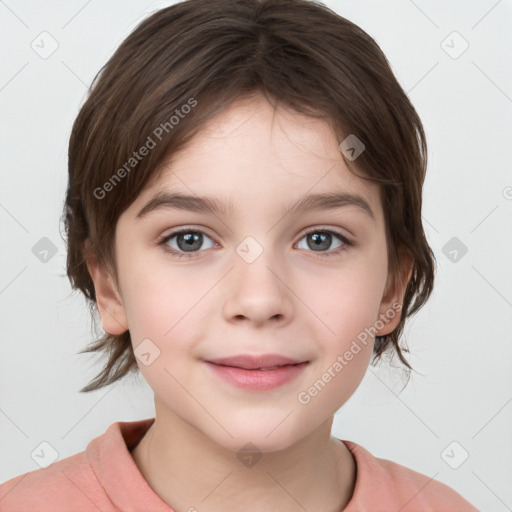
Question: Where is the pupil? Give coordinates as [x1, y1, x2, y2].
[310, 232, 330, 251]
[179, 232, 201, 252]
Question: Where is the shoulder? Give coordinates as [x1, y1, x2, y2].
[0, 450, 114, 512]
[0, 419, 157, 512]
[342, 440, 480, 512]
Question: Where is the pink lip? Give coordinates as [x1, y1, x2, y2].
[205, 354, 305, 369]
[204, 354, 309, 391]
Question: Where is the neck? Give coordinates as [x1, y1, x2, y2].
[131, 408, 356, 512]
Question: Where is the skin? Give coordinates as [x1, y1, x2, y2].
[86, 93, 412, 512]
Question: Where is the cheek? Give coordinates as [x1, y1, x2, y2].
[119, 254, 204, 334]
[299, 272, 381, 411]
[119, 262, 214, 382]
[316, 261, 386, 342]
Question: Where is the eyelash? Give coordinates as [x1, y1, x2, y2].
[157, 227, 353, 260]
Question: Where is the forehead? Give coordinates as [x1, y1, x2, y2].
[130, 94, 382, 221]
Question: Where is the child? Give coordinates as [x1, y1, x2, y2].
[0, 0, 480, 510]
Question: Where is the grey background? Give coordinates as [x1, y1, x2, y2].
[1, 1, 511, 510]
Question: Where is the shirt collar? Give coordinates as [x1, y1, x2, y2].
[87, 417, 173, 511]
[87, 417, 382, 511]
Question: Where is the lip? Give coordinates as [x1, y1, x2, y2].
[205, 354, 306, 370]
[204, 354, 309, 391]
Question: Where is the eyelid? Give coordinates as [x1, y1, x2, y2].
[299, 225, 352, 241]
[158, 225, 218, 243]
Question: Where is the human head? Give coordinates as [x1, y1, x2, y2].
[61, 0, 436, 394]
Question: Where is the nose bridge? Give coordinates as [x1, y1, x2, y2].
[233, 233, 281, 286]
[224, 232, 292, 323]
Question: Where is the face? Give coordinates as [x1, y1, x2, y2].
[88, 94, 409, 453]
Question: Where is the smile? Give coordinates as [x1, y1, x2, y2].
[204, 361, 309, 391]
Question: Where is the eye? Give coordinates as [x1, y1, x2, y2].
[157, 228, 216, 259]
[296, 228, 352, 257]
[157, 226, 353, 260]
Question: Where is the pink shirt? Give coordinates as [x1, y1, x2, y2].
[0, 418, 479, 511]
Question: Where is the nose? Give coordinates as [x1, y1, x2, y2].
[222, 240, 293, 327]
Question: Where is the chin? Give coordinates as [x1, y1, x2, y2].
[206, 416, 312, 455]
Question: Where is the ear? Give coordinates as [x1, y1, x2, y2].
[376, 250, 413, 336]
[85, 252, 128, 336]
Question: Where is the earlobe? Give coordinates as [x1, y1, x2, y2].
[86, 254, 128, 336]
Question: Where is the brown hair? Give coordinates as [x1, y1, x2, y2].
[61, 0, 436, 393]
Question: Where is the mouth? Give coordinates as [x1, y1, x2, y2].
[203, 354, 310, 391]
[205, 353, 308, 370]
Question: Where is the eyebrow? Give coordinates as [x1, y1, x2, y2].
[136, 190, 375, 220]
